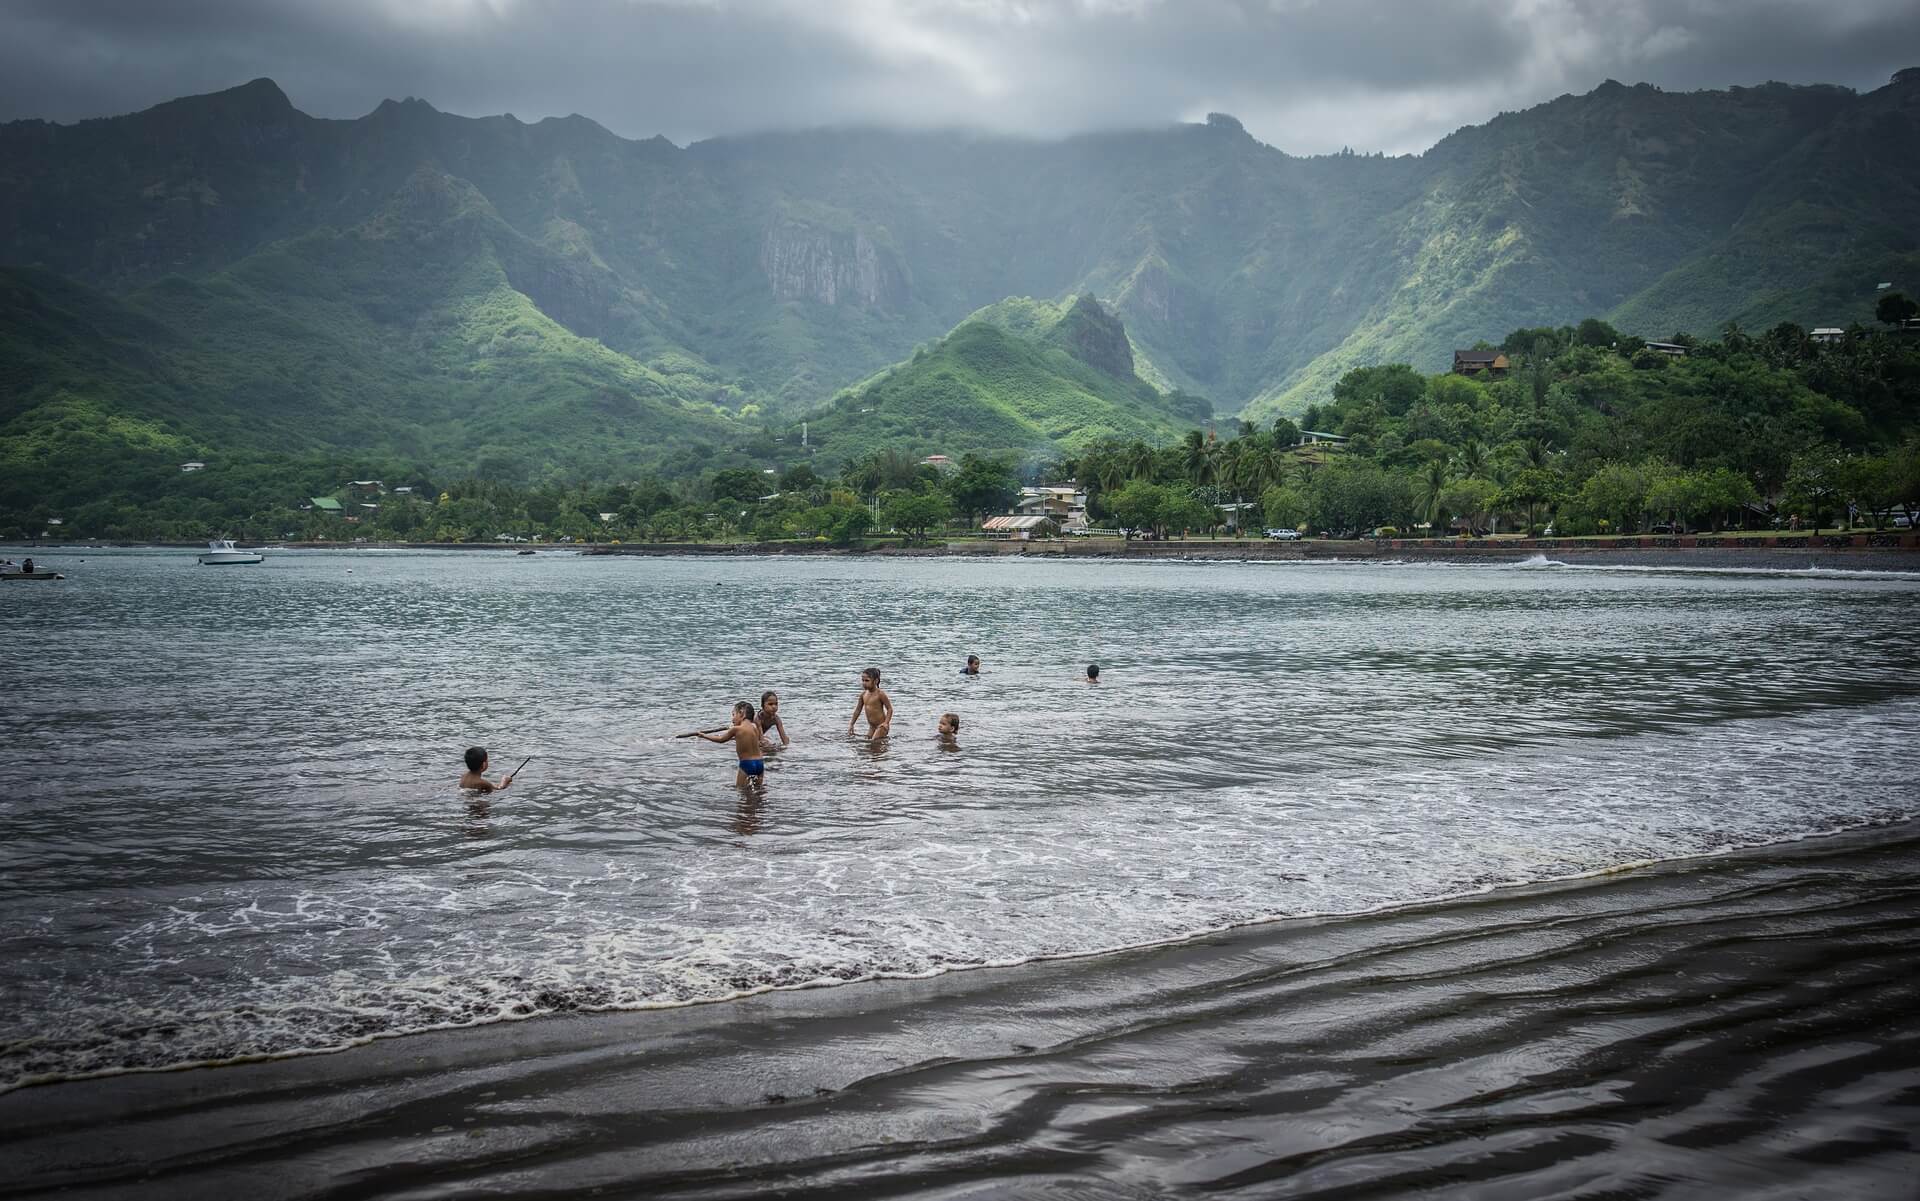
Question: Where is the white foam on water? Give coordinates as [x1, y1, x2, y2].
[6, 701, 1915, 1093]
[5, 553, 1918, 1091]
[1502, 553, 1920, 580]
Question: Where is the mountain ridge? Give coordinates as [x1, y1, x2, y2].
[3, 71, 1917, 476]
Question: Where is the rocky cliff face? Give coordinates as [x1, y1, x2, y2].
[1047, 294, 1135, 379]
[758, 222, 909, 309]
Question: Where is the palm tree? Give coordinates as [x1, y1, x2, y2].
[1456, 439, 1490, 481]
[1218, 439, 1250, 500]
[1125, 440, 1157, 481]
[1179, 430, 1209, 484]
[1255, 446, 1293, 493]
[1420, 459, 1450, 529]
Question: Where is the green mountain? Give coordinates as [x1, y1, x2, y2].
[796, 296, 1211, 467]
[3, 72, 1918, 477]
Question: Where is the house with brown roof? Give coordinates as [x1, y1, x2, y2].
[1452, 350, 1509, 378]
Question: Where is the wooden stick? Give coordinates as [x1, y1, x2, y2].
[510, 755, 534, 779]
[675, 727, 728, 740]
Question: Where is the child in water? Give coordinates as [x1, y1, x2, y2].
[938, 712, 960, 747]
[758, 690, 790, 747]
[698, 701, 766, 789]
[847, 667, 893, 740]
[459, 747, 516, 793]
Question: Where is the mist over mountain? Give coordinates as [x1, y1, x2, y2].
[3, 71, 1917, 476]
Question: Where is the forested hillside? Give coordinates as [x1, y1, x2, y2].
[3, 70, 1918, 487]
[796, 296, 1211, 468]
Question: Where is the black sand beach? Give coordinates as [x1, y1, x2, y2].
[8, 824, 1918, 1200]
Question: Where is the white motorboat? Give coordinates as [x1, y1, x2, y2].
[197, 539, 264, 565]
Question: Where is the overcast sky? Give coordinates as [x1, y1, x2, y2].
[4, 0, 1918, 155]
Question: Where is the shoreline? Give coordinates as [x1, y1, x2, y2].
[9, 532, 1918, 572]
[7, 820, 1918, 1198]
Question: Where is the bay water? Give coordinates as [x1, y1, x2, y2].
[3, 548, 1916, 1091]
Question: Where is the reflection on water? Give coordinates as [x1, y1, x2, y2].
[0, 548, 1916, 1088]
[733, 789, 764, 838]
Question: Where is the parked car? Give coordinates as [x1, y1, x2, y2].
[1264, 528, 1301, 540]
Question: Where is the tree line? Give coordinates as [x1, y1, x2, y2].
[5, 311, 1917, 543]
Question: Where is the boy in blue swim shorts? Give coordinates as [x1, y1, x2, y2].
[697, 701, 767, 791]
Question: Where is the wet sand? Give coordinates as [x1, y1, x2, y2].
[7, 824, 1918, 1199]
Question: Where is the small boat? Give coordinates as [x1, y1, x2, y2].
[0, 569, 62, 580]
[197, 539, 264, 565]
[517, 548, 536, 556]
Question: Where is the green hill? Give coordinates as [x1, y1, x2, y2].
[795, 296, 1210, 467]
[0, 165, 746, 490]
[4, 71, 1920, 479]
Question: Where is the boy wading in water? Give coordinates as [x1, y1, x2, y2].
[938, 712, 960, 748]
[848, 667, 893, 741]
[459, 747, 516, 793]
[697, 701, 767, 790]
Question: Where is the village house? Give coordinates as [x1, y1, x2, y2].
[180, 461, 206, 473]
[346, 480, 385, 499]
[1295, 430, 1349, 446]
[308, 497, 343, 514]
[1214, 502, 1257, 532]
[1643, 341, 1690, 357]
[1452, 350, 1510, 378]
[1810, 327, 1846, 345]
[1015, 486, 1088, 528]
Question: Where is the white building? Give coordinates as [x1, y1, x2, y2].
[1015, 486, 1089, 528]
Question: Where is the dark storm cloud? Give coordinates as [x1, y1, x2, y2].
[3, 1, 1917, 154]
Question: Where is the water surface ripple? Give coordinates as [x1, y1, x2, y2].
[1, 549, 1915, 1089]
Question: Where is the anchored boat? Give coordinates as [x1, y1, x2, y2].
[197, 539, 265, 566]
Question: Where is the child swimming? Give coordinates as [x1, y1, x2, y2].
[458, 746, 517, 793]
[757, 690, 790, 747]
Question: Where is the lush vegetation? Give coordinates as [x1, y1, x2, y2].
[9, 308, 1917, 544]
[1054, 316, 1920, 539]
[795, 296, 1210, 469]
[7, 74, 1920, 538]
[6, 72, 1918, 476]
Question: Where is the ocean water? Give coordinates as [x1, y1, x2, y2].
[2, 548, 1917, 1091]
